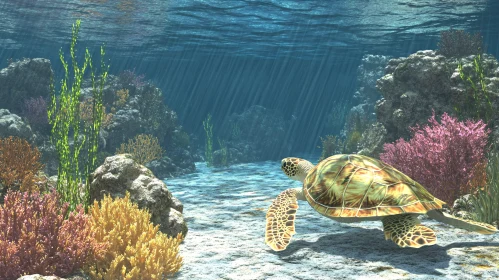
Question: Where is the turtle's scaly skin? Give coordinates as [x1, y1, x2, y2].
[304, 154, 445, 218]
[265, 189, 299, 251]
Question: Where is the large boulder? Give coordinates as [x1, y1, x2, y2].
[89, 154, 187, 237]
[0, 58, 52, 114]
[0, 109, 35, 142]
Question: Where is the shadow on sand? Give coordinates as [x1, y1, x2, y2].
[272, 227, 499, 276]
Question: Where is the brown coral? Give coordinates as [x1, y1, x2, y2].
[0, 136, 43, 193]
[116, 134, 164, 165]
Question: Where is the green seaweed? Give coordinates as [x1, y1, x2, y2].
[455, 55, 493, 123]
[218, 138, 229, 167]
[203, 114, 214, 167]
[470, 144, 499, 227]
[48, 19, 109, 211]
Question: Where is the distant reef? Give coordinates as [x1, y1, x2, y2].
[358, 50, 499, 157]
[208, 105, 294, 167]
[0, 58, 195, 178]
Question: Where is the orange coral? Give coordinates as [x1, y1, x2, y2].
[0, 136, 43, 192]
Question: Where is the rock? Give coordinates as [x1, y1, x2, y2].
[0, 58, 52, 114]
[102, 83, 196, 177]
[341, 55, 390, 154]
[106, 106, 142, 150]
[89, 154, 188, 237]
[146, 151, 196, 179]
[354, 54, 392, 108]
[17, 275, 62, 280]
[357, 122, 387, 158]
[16, 271, 87, 280]
[0, 109, 35, 141]
[451, 194, 476, 220]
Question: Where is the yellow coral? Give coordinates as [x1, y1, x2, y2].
[115, 89, 129, 108]
[116, 134, 164, 165]
[80, 98, 113, 129]
[84, 193, 183, 279]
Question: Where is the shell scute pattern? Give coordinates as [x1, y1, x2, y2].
[304, 154, 443, 218]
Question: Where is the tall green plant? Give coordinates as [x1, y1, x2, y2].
[456, 54, 493, 122]
[203, 114, 214, 167]
[48, 19, 109, 211]
[470, 145, 499, 227]
[218, 138, 229, 167]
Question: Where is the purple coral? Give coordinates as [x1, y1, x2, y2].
[0, 190, 100, 279]
[119, 68, 146, 88]
[380, 112, 489, 205]
[21, 96, 49, 132]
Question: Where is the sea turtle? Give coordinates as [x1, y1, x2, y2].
[265, 154, 497, 251]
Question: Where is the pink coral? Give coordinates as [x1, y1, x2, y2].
[380, 112, 489, 205]
[0, 190, 102, 279]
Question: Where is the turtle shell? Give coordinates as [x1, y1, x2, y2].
[303, 154, 445, 218]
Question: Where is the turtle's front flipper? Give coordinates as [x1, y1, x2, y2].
[427, 209, 497, 234]
[382, 214, 437, 248]
[265, 188, 299, 251]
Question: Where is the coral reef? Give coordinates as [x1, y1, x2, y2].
[216, 105, 292, 165]
[374, 50, 499, 147]
[0, 59, 195, 178]
[0, 58, 52, 114]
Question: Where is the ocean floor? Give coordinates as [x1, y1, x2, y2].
[165, 160, 499, 280]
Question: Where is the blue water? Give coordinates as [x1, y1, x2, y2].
[1, 1, 499, 153]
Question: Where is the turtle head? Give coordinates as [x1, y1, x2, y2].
[281, 157, 314, 182]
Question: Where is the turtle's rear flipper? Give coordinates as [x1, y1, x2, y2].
[265, 188, 299, 251]
[382, 214, 437, 248]
[427, 209, 497, 234]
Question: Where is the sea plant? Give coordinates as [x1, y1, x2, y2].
[83, 192, 183, 279]
[0, 190, 104, 279]
[203, 114, 214, 167]
[469, 145, 499, 227]
[437, 29, 484, 57]
[47, 19, 109, 211]
[318, 135, 343, 162]
[218, 138, 229, 167]
[455, 54, 493, 123]
[0, 136, 44, 194]
[380, 112, 489, 205]
[116, 134, 164, 165]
